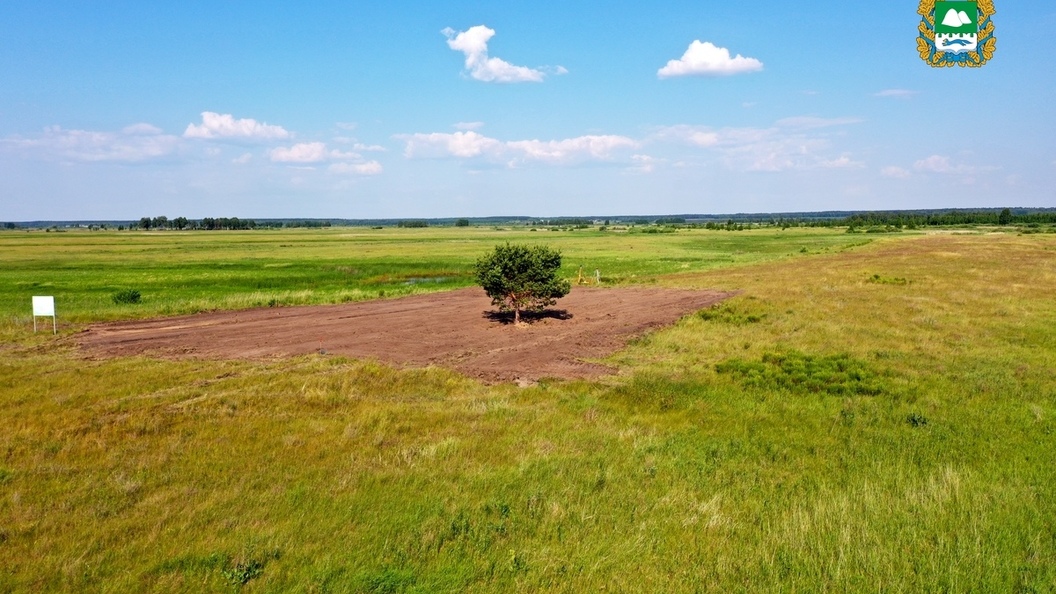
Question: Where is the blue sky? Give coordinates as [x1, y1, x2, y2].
[1, 1, 1054, 220]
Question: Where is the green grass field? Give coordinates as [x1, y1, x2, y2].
[2, 226, 1055, 592]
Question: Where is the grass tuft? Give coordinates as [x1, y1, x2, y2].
[716, 350, 886, 396]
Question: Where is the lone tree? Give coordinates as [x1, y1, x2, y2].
[475, 243, 571, 325]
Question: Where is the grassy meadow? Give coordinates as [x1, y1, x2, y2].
[1, 226, 1055, 592]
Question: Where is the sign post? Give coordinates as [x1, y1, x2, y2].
[32, 296, 56, 334]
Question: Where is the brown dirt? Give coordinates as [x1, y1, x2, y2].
[78, 287, 734, 382]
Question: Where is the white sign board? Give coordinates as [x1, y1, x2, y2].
[33, 296, 55, 317]
[32, 296, 56, 333]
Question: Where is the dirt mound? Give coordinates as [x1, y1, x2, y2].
[78, 287, 733, 382]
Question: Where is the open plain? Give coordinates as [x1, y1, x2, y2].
[2, 226, 1055, 592]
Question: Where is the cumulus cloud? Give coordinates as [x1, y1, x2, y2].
[268, 141, 383, 175]
[402, 131, 504, 159]
[442, 26, 548, 83]
[657, 41, 763, 78]
[184, 112, 290, 140]
[1, 124, 179, 163]
[454, 121, 485, 131]
[400, 130, 637, 166]
[874, 89, 918, 98]
[506, 136, 638, 164]
[232, 153, 253, 164]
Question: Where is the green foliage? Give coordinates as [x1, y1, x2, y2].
[222, 559, 265, 586]
[111, 289, 141, 304]
[455, 218, 470, 227]
[697, 302, 766, 325]
[999, 208, 1013, 225]
[474, 243, 571, 322]
[716, 351, 885, 396]
[866, 274, 910, 285]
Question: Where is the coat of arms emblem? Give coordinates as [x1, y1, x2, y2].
[918, 0, 996, 67]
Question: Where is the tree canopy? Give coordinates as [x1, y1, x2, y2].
[474, 243, 571, 324]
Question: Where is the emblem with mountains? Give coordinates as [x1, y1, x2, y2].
[917, 0, 996, 67]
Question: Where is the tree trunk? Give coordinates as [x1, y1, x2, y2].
[514, 307, 521, 325]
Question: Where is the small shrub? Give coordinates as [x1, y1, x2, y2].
[697, 303, 766, 325]
[223, 560, 265, 586]
[867, 274, 910, 286]
[112, 289, 142, 304]
[906, 413, 929, 427]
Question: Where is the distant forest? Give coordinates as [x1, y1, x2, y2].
[5, 208, 1056, 231]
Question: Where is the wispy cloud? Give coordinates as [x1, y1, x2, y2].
[184, 112, 290, 140]
[652, 117, 861, 172]
[874, 89, 918, 99]
[328, 161, 383, 175]
[775, 116, 863, 129]
[820, 155, 865, 169]
[454, 121, 485, 131]
[658, 41, 763, 78]
[914, 154, 970, 174]
[442, 26, 553, 83]
[1, 124, 179, 163]
[881, 166, 911, 179]
[400, 130, 638, 166]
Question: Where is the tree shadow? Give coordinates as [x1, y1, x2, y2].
[483, 309, 573, 325]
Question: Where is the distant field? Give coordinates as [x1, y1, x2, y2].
[0, 226, 870, 325]
[1, 227, 1055, 592]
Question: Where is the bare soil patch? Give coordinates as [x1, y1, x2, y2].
[78, 287, 733, 382]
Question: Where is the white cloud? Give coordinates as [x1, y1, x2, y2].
[820, 155, 864, 169]
[353, 143, 386, 152]
[403, 131, 504, 159]
[442, 26, 548, 83]
[1, 125, 179, 163]
[184, 112, 290, 140]
[122, 123, 164, 135]
[328, 161, 383, 176]
[652, 125, 720, 147]
[400, 131, 637, 166]
[270, 142, 329, 163]
[657, 41, 763, 78]
[874, 89, 918, 99]
[506, 136, 638, 164]
[914, 155, 966, 174]
[881, 166, 912, 179]
[269, 141, 382, 176]
[454, 121, 485, 131]
[232, 153, 253, 164]
[629, 154, 660, 174]
[652, 119, 859, 172]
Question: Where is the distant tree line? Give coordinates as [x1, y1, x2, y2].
[133, 217, 326, 230]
